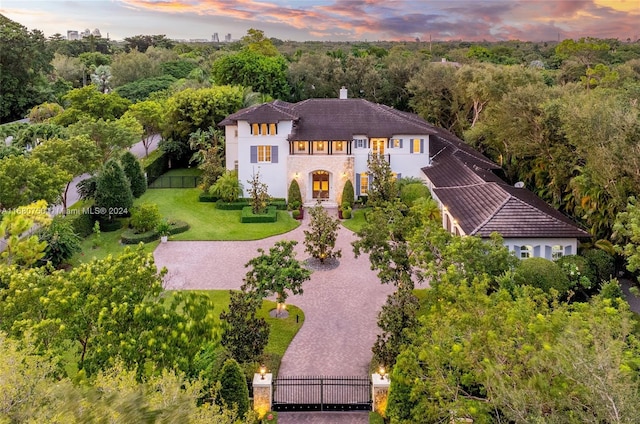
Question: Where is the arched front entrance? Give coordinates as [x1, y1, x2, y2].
[312, 171, 330, 199]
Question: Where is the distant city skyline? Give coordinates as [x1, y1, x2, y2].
[1, 0, 639, 42]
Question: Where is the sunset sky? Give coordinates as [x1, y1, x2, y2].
[2, 0, 639, 42]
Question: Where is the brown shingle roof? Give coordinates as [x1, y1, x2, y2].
[218, 102, 298, 126]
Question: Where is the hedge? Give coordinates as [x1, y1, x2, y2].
[168, 220, 190, 235]
[241, 206, 277, 223]
[99, 219, 123, 232]
[121, 229, 159, 244]
[216, 198, 286, 210]
[198, 192, 219, 203]
[142, 149, 169, 185]
[120, 220, 189, 244]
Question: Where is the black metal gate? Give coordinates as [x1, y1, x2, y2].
[272, 376, 371, 412]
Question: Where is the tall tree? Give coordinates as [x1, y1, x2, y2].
[31, 135, 101, 213]
[119, 151, 147, 198]
[303, 203, 342, 264]
[94, 159, 134, 221]
[0, 15, 53, 122]
[66, 115, 143, 162]
[122, 99, 163, 157]
[219, 290, 269, 363]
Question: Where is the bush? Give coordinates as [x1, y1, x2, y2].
[583, 249, 616, 284]
[359, 195, 368, 206]
[556, 255, 595, 290]
[120, 229, 158, 244]
[369, 411, 385, 424]
[217, 358, 249, 417]
[142, 149, 169, 185]
[241, 206, 277, 223]
[168, 220, 189, 235]
[210, 170, 243, 202]
[98, 218, 123, 232]
[95, 159, 134, 220]
[38, 217, 81, 268]
[341, 179, 355, 206]
[514, 257, 571, 295]
[342, 207, 352, 219]
[59, 204, 95, 237]
[129, 202, 161, 233]
[269, 199, 287, 210]
[292, 209, 301, 219]
[400, 182, 430, 207]
[288, 179, 302, 208]
[216, 199, 250, 210]
[198, 192, 218, 202]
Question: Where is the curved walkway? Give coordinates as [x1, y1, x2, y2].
[153, 209, 395, 378]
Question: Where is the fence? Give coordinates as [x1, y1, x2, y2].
[148, 175, 200, 189]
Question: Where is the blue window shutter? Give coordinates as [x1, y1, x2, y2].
[545, 246, 552, 259]
[271, 146, 278, 163]
[410, 140, 414, 153]
[355, 173, 361, 196]
[514, 245, 521, 257]
[250, 146, 257, 163]
[420, 138, 425, 153]
[397, 173, 402, 180]
[565, 245, 572, 255]
[534, 245, 541, 257]
[399, 139, 403, 148]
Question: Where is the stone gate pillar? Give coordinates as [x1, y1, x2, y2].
[371, 372, 390, 416]
[253, 372, 273, 418]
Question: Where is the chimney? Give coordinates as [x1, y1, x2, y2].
[339, 86, 348, 99]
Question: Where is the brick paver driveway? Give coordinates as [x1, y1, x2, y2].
[153, 209, 395, 424]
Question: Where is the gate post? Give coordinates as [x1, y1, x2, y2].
[252, 372, 273, 418]
[371, 371, 390, 416]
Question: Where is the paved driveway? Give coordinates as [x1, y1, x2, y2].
[154, 210, 395, 377]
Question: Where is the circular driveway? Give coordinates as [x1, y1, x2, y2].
[153, 210, 395, 376]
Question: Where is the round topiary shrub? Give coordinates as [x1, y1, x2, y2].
[514, 257, 571, 295]
[342, 207, 352, 219]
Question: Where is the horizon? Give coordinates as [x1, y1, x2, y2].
[1, 0, 638, 43]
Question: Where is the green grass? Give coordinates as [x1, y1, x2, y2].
[167, 290, 304, 378]
[70, 221, 160, 266]
[138, 188, 299, 240]
[342, 208, 369, 233]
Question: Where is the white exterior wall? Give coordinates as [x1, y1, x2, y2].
[503, 237, 578, 260]
[225, 125, 238, 171]
[236, 121, 292, 199]
[353, 134, 431, 178]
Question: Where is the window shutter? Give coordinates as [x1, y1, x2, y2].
[565, 245, 572, 255]
[514, 245, 521, 257]
[397, 173, 402, 180]
[387, 140, 391, 149]
[545, 246, 552, 259]
[250, 146, 257, 163]
[399, 139, 403, 149]
[420, 138, 425, 153]
[355, 173, 361, 196]
[271, 146, 278, 163]
[534, 245, 541, 257]
[410, 140, 414, 153]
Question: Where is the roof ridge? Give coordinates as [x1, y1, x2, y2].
[470, 192, 511, 235]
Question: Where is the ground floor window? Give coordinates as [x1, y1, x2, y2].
[552, 245, 564, 260]
[520, 245, 533, 259]
[360, 173, 369, 195]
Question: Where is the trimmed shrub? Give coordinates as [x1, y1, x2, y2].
[129, 202, 161, 233]
[514, 257, 571, 295]
[168, 220, 190, 235]
[59, 204, 95, 238]
[120, 229, 158, 244]
[400, 182, 430, 207]
[95, 159, 133, 220]
[217, 358, 250, 417]
[198, 192, 219, 202]
[241, 206, 277, 223]
[269, 199, 287, 210]
[216, 199, 250, 210]
[292, 209, 301, 219]
[341, 179, 355, 206]
[98, 218, 123, 232]
[342, 207, 352, 219]
[142, 149, 169, 185]
[287, 179, 302, 208]
[120, 151, 147, 198]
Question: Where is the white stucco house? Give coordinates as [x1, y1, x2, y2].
[219, 88, 589, 259]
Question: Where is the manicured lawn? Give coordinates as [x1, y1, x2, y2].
[138, 188, 299, 240]
[169, 290, 304, 378]
[341, 208, 368, 233]
[70, 223, 160, 266]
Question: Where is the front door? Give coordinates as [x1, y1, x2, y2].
[312, 171, 329, 199]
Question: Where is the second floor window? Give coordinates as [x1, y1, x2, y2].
[250, 145, 278, 163]
[251, 123, 277, 135]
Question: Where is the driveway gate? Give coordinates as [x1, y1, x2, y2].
[272, 376, 372, 412]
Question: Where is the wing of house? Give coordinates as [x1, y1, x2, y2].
[220, 88, 590, 259]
